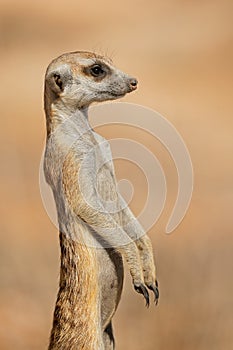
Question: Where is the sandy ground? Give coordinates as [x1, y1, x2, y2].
[0, 0, 233, 349]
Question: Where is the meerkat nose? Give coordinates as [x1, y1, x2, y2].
[129, 78, 138, 90]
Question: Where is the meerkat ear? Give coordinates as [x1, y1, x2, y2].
[53, 73, 63, 90]
[47, 64, 72, 94]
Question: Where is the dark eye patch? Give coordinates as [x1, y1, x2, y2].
[83, 62, 111, 81]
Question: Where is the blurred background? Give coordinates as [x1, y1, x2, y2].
[0, 0, 232, 349]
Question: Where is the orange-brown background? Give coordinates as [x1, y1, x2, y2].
[0, 1, 232, 349]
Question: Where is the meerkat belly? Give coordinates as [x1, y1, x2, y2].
[97, 164, 117, 200]
[96, 247, 124, 329]
[95, 150, 124, 327]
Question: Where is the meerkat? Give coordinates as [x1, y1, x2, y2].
[43, 51, 159, 350]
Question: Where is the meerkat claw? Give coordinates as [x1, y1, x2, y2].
[134, 283, 150, 307]
[147, 280, 159, 305]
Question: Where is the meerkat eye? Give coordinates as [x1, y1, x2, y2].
[90, 65, 105, 77]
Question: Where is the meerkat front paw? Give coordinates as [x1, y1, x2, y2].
[135, 236, 159, 306]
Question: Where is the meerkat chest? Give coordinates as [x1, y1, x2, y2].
[92, 132, 117, 201]
[92, 132, 113, 166]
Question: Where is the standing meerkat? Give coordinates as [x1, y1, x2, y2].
[44, 51, 159, 350]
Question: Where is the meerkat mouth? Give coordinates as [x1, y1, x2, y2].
[108, 91, 126, 98]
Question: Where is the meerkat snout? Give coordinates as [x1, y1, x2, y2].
[128, 77, 138, 91]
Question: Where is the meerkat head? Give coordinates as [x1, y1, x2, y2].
[44, 51, 138, 111]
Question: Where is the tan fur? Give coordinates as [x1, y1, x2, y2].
[49, 234, 101, 349]
[44, 51, 159, 350]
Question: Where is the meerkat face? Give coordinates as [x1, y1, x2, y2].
[45, 51, 138, 109]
